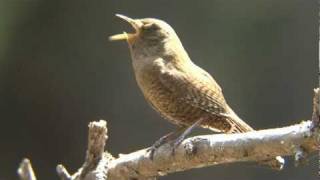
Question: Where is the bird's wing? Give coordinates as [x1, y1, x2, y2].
[156, 61, 228, 116]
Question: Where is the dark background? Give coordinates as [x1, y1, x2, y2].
[0, 0, 318, 179]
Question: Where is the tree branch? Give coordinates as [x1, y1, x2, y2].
[106, 120, 317, 180]
[17, 158, 37, 180]
[18, 88, 320, 180]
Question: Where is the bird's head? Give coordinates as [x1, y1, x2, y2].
[109, 14, 181, 57]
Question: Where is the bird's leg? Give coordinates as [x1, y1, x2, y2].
[150, 131, 177, 149]
[171, 118, 204, 155]
[148, 127, 186, 160]
[148, 118, 204, 159]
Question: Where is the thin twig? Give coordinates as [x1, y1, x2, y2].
[56, 164, 71, 180]
[17, 158, 37, 180]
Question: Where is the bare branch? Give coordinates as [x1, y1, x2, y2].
[312, 88, 320, 129]
[18, 89, 320, 180]
[81, 120, 108, 177]
[55, 120, 113, 180]
[57, 164, 71, 180]
[106, 120, 317, 180]
[103, 89, 319, 180]
[17, 158, 37, 180]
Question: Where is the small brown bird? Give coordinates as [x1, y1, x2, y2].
[110, 14, 283, 169]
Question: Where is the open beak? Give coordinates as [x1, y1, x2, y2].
[109, 14, 141, 43]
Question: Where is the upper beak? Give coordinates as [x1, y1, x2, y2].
[109, 14, 141, 42]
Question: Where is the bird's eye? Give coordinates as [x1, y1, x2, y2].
[142, 23, 159, 31]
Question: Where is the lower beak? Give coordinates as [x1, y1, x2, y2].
[109, 14, 141, 42]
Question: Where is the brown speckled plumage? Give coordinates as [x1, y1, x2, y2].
[110, 15, 254, 133]
[135, 53, 252, 133]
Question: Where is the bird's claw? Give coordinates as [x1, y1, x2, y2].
[170, 136, 184, 156]
[147, 146, 157, 160]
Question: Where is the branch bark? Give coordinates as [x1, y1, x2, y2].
[18, 89, 320, 180]
[106, 120, 317, 180]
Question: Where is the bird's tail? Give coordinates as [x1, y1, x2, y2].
[224, 106, 284, 170]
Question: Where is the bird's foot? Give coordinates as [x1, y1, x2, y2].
[147, 146, 156, 160]
[171, 118, 204, 155]
[147, 131, 177, 160]
[148, 119, 204, 159]
[170, 134, 185, 155]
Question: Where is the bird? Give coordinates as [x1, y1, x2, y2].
[109, 14, 284, 169]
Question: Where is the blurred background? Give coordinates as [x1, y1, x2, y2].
[0, 0, 318, 179]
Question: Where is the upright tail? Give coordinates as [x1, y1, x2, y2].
[224, 106, 284, 170]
